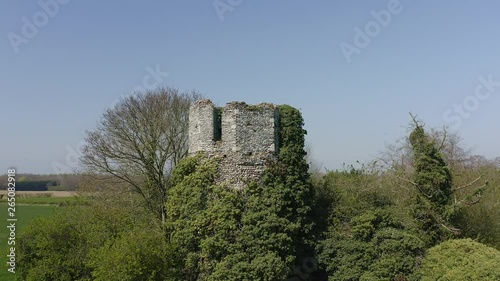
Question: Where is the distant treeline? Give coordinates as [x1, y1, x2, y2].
[0, 174, 81, 191]
[13, 181, 55, 191]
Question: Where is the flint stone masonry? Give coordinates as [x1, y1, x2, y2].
[188, 99, 279, 188]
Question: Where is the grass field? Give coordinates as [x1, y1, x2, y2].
[0, 203, 57, 280]
[0, 191, 76, 198]
[0, 196, 83, 205]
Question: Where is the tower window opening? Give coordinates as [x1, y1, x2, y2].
[214, 107, 222, 141]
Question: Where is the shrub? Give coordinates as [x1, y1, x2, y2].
[90, 228, 177, 281]
[18, 204, 152, 280]
[318, 209, 425, 281]
[418, 239, 500, 281]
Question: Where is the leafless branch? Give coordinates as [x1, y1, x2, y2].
[80, 87, 202, 224]
[453, 174, 485, 191]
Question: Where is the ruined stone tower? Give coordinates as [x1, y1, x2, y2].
[188, 99, 279, 188]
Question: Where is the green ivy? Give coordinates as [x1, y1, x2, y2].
[165, 105, 316, 280]
[409, 124, 455, 245]
[318, 207, 425, 281]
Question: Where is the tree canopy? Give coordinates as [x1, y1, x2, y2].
[418, 239, 500, 281]
[81, 87, 201, 224]
[17, 105, 500, 280]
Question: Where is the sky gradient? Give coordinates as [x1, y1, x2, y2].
[1, 0, 500, 174]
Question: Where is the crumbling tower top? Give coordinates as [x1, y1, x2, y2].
[188, 99, 280, 188]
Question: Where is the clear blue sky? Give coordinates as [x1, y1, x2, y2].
[1, 0, 500, 174]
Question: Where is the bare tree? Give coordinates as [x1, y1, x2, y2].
[380, 119, 494, 174]
[378, 115, 492, 208]
[304, 141, 324, 176]
[81, 87, 202, 224]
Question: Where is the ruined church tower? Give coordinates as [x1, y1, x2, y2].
[188, 99, 280, 188]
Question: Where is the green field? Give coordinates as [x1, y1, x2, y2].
[0, 203, 56, 280]
[0, 196, 83, 205]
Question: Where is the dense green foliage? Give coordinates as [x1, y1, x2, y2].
[165, 105, 315, 280]
[409, 125, 453, 207]
[316, 169, 425, 280]
[90, 228, 176, 281]
[454, 179, 500, 249]
[8, 180, 54, 191]
[19, 206, 104, 280]
[314, 121, 498, 280]
[409, 123, 455, 246]
[451, 163, 500, 249]
[15, 109, 500, 280]
[0, 204, 54, 281]
[418, 239, 500, 280]
[18, 203, 169, 280]
[319, 210, 425, 281]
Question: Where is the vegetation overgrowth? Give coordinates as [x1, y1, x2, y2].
[13, 93, 500, 280]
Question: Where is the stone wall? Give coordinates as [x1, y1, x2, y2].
[188, 99, 216, 153]
[188, 99, 279, 188]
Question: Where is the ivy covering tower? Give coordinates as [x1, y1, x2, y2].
[166, 101, 315, 280]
